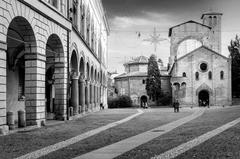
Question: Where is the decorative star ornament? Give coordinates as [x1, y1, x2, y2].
[143, 27, 168, 52]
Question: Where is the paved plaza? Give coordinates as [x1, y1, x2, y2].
[1, 106, 240, 159]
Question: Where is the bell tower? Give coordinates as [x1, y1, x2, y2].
[201, 12, 223, 54]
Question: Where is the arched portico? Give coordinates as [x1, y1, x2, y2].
[6, 16, 48, 128]
[79, 57, 85, 113]
[45, 34, 65, 120]
[69, 50, 79, 115]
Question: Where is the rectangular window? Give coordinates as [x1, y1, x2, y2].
[72, 1, 78, 28]
[142, 79, 145, 84]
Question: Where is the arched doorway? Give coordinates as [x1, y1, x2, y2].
[45, 34, 64, 120]
[70, 50, 79, 115]
[140, 95, 148, 108]
[199, 90, 209, 107]
[6, 16, 36, 126]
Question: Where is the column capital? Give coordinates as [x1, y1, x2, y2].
[72, 75, 79, 80]
[79, 74, 85, 82]
[85, 80, 90, 85]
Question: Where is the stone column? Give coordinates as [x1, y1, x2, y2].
[100, 85, 103, 104]
[94, 84, 97, 108]
[53, 62, 68, 120]
[91, 82, 95, 109]
[85, 81, 90, 112]
[79, 77, 85, 113]
[88, 82, 92, 110]
[71, 75, 79, 115]
[96, 85, 99, 104]
[0, 44, 8, 135]
[25, 53, 46, 127]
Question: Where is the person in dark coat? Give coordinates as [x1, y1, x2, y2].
[176, 100, 180, 112]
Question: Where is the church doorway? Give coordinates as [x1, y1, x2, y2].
[198, 90, 209, 107]
[140, 95, 148, 108]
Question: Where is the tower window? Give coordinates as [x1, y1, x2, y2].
[183, 72, 186, 77]
[142, 79, 146, 84]
[208, 71, 212, 80]
[209, 16, 212, 26]
[72, 0, 78, 28]
[213, 16, 217, 26]
[195, 72, 199, 81]
[220, 71, 224, 80]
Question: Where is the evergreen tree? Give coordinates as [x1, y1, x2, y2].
[146, 54, 162, 101]
[229, 35, 240, 97]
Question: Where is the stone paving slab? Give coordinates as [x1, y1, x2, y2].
[15, 109, 144, 159]
[73, 108, 204, 159]
[152, 116, 240, 159]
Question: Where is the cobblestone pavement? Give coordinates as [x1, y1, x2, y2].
[72, 108, 204, 159]
[152, 116, 240, 159]
[15, 109, 143, 159]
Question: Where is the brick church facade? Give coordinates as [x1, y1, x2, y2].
[0, 0, 109, 134]
[169, 12, 232, 107]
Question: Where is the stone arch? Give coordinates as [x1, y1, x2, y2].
[70, 43, 80, 66]
[90, 65, 94, 81]
[196, 83, 213, 96]
[198, 90, 210, 107]
[6, 16, 37, 126]
[94, 68, 97, 81]
[140, 95, 148, 107]
[70, 50, 79, 75]
[175, 36, 203, 56]
[173, 82, 180, 91]
[79, 56, 85, 77]
[97, 72, 100, 83]
[181, 82, 186, 88]
[177, 38, 203, 58]
[45, 33, 65, 120]
[86, 62, 90, 80]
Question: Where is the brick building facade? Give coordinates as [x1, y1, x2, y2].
[169, 12, 232, 107]
[0, 0, 109, 134]
[114, 56, 171, 106]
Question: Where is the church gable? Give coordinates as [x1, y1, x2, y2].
[169, 20, 211, 37]
[177, 46, 228, 63]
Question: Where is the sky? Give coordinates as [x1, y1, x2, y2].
[102, 0, 240, 73]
